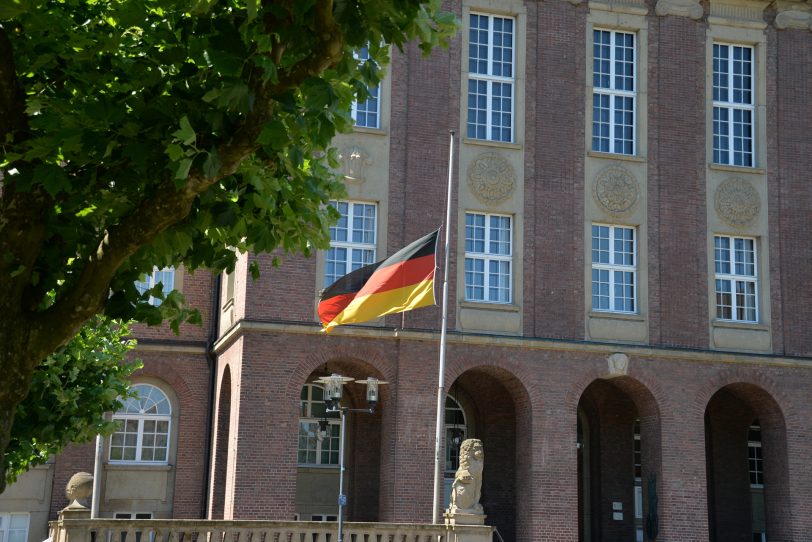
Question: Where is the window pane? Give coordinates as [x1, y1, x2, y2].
[467, 14, 514, 141]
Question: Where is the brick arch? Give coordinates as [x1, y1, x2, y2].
[287, 348, 394, 523]
[449, 363, 532, 542]
[137, 360, 193, 408]
[209, 363, 232, 520]
[694, 367, 791, 419]
[702, 378, 791, 542]
[575, 374, 664, 542]
[285, 344, 398, 405]
[563, 357, 669, 423]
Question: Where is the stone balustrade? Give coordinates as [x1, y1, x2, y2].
[50, 519, 493, 542]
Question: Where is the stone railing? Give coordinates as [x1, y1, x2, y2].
[50, 519, 494, 542]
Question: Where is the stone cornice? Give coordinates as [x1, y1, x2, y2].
[709, 0, 770, 27]
[655, 0, 704, 20]
[775, 0, 812, 29]
[213, 319, 812, 369]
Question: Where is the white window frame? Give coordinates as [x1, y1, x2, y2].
[714, 235, 758, 323]
[325, 200, 377, 288]
[464, 212, 513, 304]
[712, 43, 755, 167]
[748, 422, 764, 488]
[135, 267, 175, 307]
[591, 29, 637, 155]
[444, 395, 468, 475]
[298, 384, 341, 467]
[466, 12, 515, 142]
[0, 513, 29, 542]
[351, 46, 381, 129]
[109, 383, 172, 464]
[591, 224, 637, 313]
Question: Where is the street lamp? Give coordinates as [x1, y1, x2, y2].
[314, 373, 388, 542]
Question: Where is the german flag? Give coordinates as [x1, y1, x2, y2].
[318, 230, 439, 331]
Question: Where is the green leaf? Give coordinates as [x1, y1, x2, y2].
[257, 118, 289, 149]
[172, 116, 196, 146]
[174, 158, 193, 180]
[33, 163, 70, 197]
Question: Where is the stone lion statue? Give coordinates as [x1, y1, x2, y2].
[449, 439, 484, 514]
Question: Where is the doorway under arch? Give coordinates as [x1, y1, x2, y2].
[449, 366, 531, 542]
[704, 383, 790, 542]
[577, 377, 661, 542]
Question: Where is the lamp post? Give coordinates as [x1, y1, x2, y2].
[315, 374, 387, 542]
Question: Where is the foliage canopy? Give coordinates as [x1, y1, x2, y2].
[0, 0, 457, 490]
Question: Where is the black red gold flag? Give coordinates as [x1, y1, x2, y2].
[318, 230, 439, 331]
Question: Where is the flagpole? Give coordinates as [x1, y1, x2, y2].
[432, 130, 455, 524]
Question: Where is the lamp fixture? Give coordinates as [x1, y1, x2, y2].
[312, 372, 388, 542]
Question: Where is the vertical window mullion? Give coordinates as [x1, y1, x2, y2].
[135, 419, 145, 462]
[607, 227, 616, 311]
[484, 219, 492, 298]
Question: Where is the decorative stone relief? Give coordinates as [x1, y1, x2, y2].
[467, 152, 517, 205]
[339, 146, 371, 184]
[607, 352, 630, 377]
[447, 438, 485, 525]
[592, 165, 640, 216]
[655, 0, 704, 19]
[714, 177, 761, 228]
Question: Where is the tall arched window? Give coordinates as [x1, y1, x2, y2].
[298, 384, 340, 466]
[110, 383, 171, 463]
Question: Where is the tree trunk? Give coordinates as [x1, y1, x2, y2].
[0, 312, 39, 493]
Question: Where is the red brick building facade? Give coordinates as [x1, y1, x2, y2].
[5, 1, 812, 542]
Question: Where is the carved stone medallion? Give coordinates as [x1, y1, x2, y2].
[467, 152, 517, 205]
[339, 146, 371, 184]
[715, 177, 760, 228]
[592, 165, 639, 216]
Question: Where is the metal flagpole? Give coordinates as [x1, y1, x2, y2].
[431, 130, 455, 524]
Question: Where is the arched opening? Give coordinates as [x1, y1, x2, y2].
[448, 366, 531, 542]
[295, 361, 385, 522]
[704, 383, 790, 542]
[442, 385, 476, 507]
[577, 378, 661, 542]
[210, 366, 232, 519]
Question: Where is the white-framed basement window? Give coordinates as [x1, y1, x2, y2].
[467, 13, 515, 142]
[591, 224, 636, 313]
[464, 212, 512, 304]
[325, 200, 377, 288]
[592, 29, 636, 155]
[110, 383, 171, 463]
[712, 43, 755, 167]
[714, 235, 757, 322]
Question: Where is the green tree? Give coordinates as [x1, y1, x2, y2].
[0, 0, 457, 490]
[4, 317, 140, 486]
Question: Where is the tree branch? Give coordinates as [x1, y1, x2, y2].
[26, 0, 349, 362]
